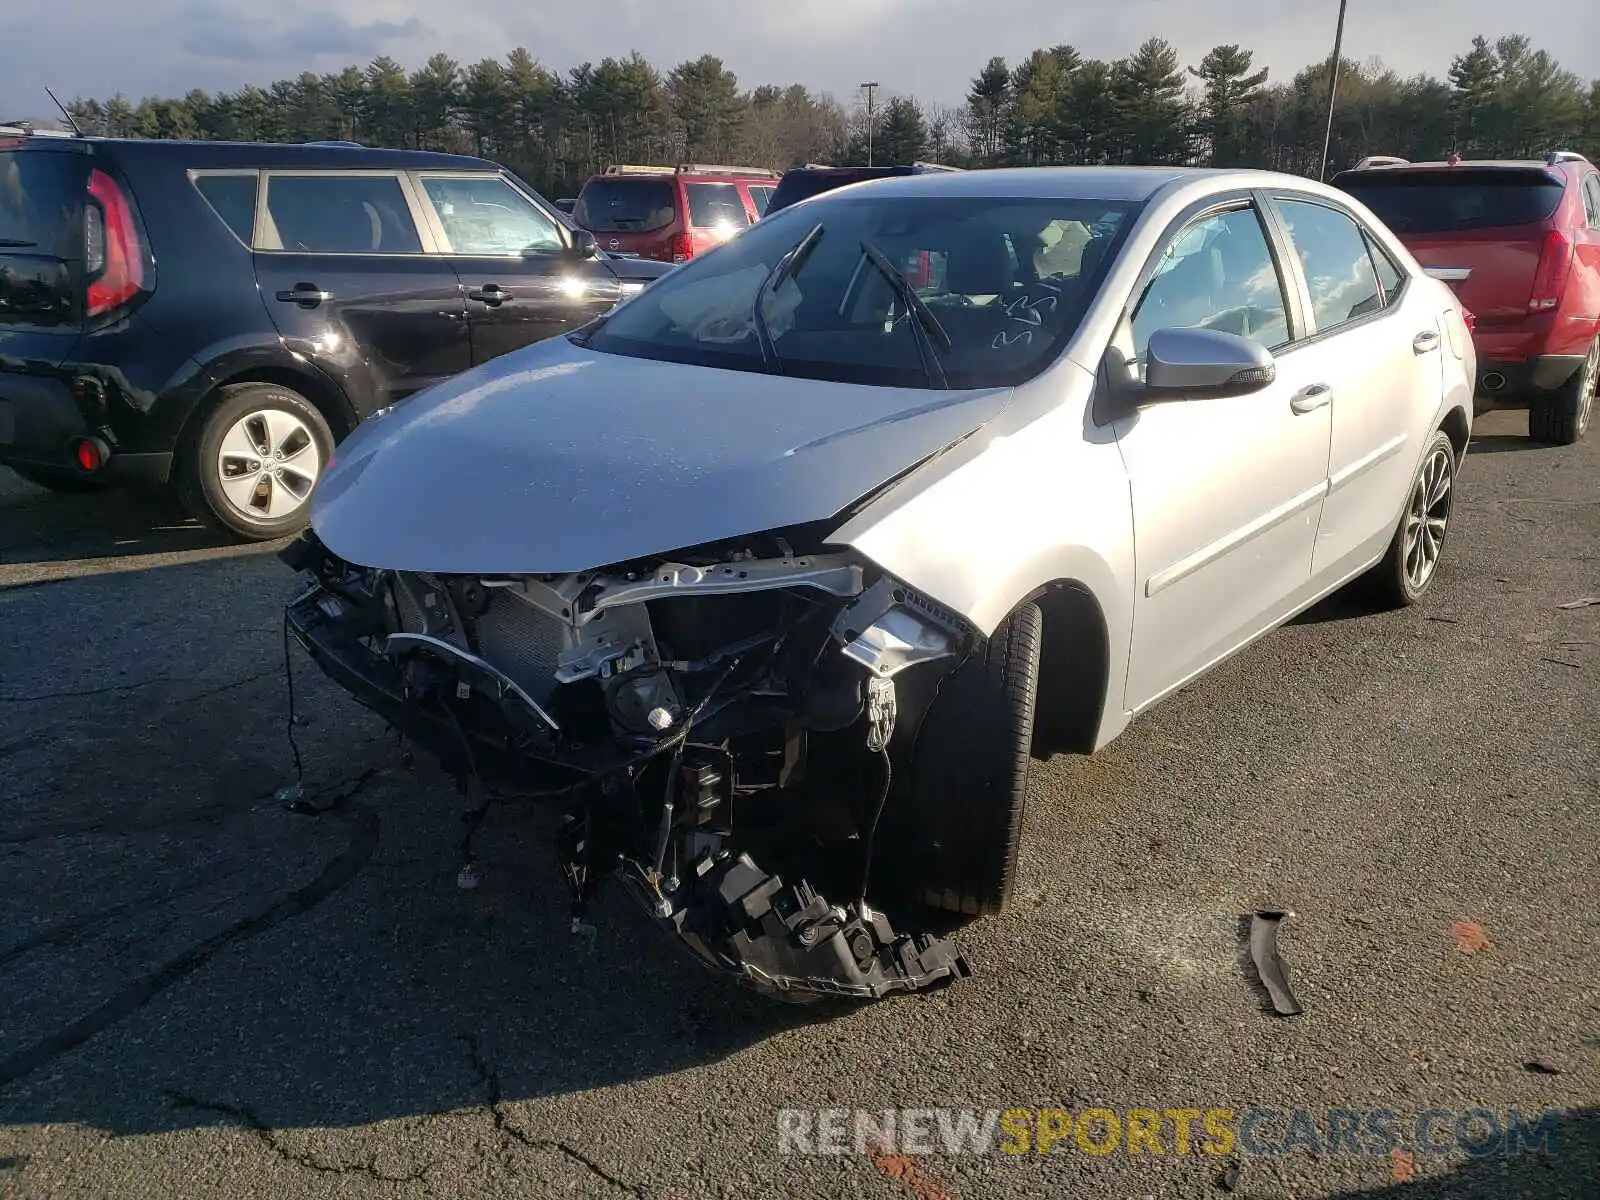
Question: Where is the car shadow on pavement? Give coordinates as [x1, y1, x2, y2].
[1329, 1107, 1598, 1199]
[1466, 433, 1546, 455]
[0, 469, 241, 569]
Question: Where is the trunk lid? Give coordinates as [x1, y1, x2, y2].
[573, 176, 681, 262]
[1334, 165, 1566, 325]
[0, 140, 88, 360]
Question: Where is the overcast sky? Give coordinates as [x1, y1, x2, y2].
[2, 0, 1595, 119]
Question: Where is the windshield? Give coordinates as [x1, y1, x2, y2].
[583, 195, 1139, 389]
[1337, 169, 1565, 234]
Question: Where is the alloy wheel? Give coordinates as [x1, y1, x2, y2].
[1402, 445, 1453, 591]
[1577, 339, 1597, 438]
[215, 408, 322, 522]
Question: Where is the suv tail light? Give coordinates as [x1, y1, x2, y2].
[670, 231, 693, 263]
[1460, 306, 1475, 335]
[1527, 229, 1572, 313]
[85, 168, 146, 318]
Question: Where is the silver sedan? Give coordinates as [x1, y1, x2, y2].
[284, 166, 1475, 1001]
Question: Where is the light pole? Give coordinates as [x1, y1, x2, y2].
[860, 81, 879, 166]
[1318, 0, 1348, 181]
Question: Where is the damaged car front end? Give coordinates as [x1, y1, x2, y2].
[281, 183, 1137, 1001]
[283, 527, 977, 1000]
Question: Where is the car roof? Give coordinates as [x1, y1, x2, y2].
[6, 134, 500, 172]
[818, 165, 1322, 203]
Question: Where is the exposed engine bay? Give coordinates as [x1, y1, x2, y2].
[281, 527, 975, 1001]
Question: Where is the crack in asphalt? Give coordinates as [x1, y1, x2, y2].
[0, 667, 278, 706]
[463, 1034, 644, 1196]
[0, 771, 385, 1091]
[162, 1090, 437, 1183]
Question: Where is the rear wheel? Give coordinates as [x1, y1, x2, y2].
[1528, 338, 1596, 445]
[1368, 430, 1457, 608]
[883, 603, 1042, 916]
[176, 382, 333, 541]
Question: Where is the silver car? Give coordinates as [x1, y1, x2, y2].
[283, 167, 1475, 1001]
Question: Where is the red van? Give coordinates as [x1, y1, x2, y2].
[572, 164, 779, 264]
[1334, 151, 1600, 444]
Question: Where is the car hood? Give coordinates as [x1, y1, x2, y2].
[309, 336, 1012, 575]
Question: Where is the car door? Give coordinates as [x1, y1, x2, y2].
[1111, 198, 1333, 711]
[252, 170, 469, 402]
[411, 171, 620, 366]
[1268, 194, 1443, 581]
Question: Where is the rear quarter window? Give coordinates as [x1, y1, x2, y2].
[191, 172, 258, 245]
[575, 179, 676, 232]
[686, 182, 749, 230]
[1337, 170, 1565, 234]
[0, 148, 85, 260]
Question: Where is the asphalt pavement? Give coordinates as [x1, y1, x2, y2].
[0, 408, 1595, 1199]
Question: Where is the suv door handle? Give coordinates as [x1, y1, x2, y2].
[275, 284, 333, 308]
[467, 284, 509, 305]
[1290, 384, 1333, 414]
[1413, 329, 1441, 354]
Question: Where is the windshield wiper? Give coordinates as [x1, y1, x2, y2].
[750, 222, 825, 372]
[0, 238, 38, 248]
[858, 240, 951, 389]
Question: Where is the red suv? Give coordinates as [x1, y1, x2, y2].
[1334, 151, 1600, 444]
[572, 164, 779, 264]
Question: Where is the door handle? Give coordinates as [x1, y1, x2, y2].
[275, 283, 332, 308]
[1290, 384, 1333, 414]
[1413, 329, 1441, 354]
[467, 284, 509, 305]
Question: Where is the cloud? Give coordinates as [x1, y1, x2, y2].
[0, 0, 1594, 115]
[177, 10, 428, 64]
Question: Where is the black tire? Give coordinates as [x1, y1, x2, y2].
[1528, 337, 1596, 446]
[886, 602, 1042, 916]
[7, 463, 103, 494]
[1367, 430, 1457, 609]
[176, 382, 334, 541]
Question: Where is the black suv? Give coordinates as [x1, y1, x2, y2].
[764, 162, 962, 216]
[0, 129, 671, 538]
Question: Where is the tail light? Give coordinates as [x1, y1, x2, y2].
[1460, 306, 1476, 335]
[670, 231, 693, 264]
[1527, 230, 1572, 313]
[85, 168, 146, 318]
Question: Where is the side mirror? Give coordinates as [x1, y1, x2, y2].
[1143, 327, 1276, 398]
[568, 228, 601, 260]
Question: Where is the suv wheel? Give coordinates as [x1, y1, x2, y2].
[1529, 337, 1596, 446]
[178, 383, 333, 541]
[1369, 430, 1457, 608]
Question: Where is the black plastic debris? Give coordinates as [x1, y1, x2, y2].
[1248, 908, 1304, 1016]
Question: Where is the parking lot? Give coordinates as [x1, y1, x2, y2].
[0, 407, 1595, 1199]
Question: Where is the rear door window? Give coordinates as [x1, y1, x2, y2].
[0, 148, 85, 259]
[190, 171, 258, 246]
[259, 173, 422, 254]
[749, 185, 775, 215]
[1365, 233, 1406, 303]
[686, 183, 750, 230]
[575, 179, 676, 232]
[1337, 169, 1565, 234]
[1274, 199, 1384, 332]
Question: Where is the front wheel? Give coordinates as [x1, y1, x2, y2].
[880, 603, 1042, 917]
[177, 383, 334, 541]
[1367, 430, 1457, 608]
[1528, 337, 1596, 446]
